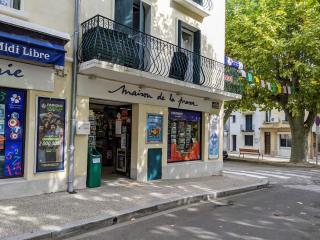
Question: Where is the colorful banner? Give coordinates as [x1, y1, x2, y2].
[208, 114, 219, 160]
[36, 97, 65, 172]
[4, 89, 26, 177]
[146, 114, 163, 144]
[168, 109, 201, 162]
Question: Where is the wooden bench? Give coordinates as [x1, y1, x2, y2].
[239, 148, 263, 160]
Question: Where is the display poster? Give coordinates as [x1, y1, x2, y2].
[3, 89, 26, 177]
[168, 109, 201, 162]
[115, 113, 122, 135]
[36, 97, 65, 172]
[116, 148, 126, 172]
[208, 114, 219, 160]
[146, 114, 163, 144]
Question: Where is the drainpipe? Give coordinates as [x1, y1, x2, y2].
[68, 0, 81, 193]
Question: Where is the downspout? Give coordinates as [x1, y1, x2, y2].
[68, 0, 81, 193]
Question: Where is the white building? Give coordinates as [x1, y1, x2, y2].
[225, 109, 318, 159]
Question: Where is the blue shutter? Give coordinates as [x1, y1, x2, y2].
[178, 20, 182, 47]
[193, 30, 201, 84]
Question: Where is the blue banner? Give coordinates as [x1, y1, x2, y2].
[169, 109, 201, 122]
[0, 31, 66, 67]
[4, 89, 25, 177]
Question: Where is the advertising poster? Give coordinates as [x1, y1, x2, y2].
[116, 148, 126, 172]
[4, 89, 26, 177]
[168, 109, 201, 162]
[36, 97, 65, 172]
[208, 114, 219, 160]
[146, 114, 163, 144]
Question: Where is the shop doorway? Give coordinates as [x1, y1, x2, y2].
[265, 132, 271, 155]
[89, 99, 132, 179]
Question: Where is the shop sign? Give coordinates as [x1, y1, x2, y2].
[78, 76, 213, 112]
[208, 114, 219, 160]
[212, 101, 220, 109]
[0, 31, 65, 67]
[76, 121, 90, 135]
[146, 114, 163, 144]
[0, 59, 54, 91]
[35, 97, 66, 172]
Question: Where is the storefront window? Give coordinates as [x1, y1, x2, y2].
[168, 109, 201, 162]
[280, 134, 292, 148]
[0, 88, 26, 178]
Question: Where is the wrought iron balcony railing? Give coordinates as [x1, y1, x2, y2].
[192, 0, 213, 11]
[241, 124, 255, 132]
[79, 15, 242, 95]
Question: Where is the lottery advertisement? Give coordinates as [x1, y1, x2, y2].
[1, 89, 26, 178]
[36, 97, 65, 172]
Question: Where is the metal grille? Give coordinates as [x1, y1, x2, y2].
[79, 15, 242, 95]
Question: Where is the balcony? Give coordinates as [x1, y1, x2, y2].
[79, 15, 242, 100]
[241, 124, 255, 133]
[173, 0, 213, 17]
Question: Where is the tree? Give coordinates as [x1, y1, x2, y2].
[226, 0, 320, 163]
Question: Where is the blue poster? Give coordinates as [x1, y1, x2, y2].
[208, 115, 219, 160]
[4, 89, 25, 177]
[146, 114, 163, 144]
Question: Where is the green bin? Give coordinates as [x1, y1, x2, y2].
[87, 147, 102, 188]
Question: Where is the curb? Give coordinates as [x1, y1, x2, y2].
[226, 158, 320, 169]
[4, 179, 269, 240]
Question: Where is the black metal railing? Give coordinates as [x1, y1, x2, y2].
[79, 15, 242, 95]
[192, 0, 213, 11]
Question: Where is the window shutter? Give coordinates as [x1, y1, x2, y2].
[193, 30, 201, 84]
[115, 0, 134, 28]
[194, 30, 201, 54]
[178, 20, 182, 47]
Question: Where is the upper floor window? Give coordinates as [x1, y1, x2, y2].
[245, 114, 253, 131]
[265, 111, 271, 122]
[280, 134, 292, 148]
[0, 0, 20, 10]
[284, 112, 289, 121]
[192, 0, 204, 6]
[232, 115, 236, 123]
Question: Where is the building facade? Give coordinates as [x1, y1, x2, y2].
[0, 0, 241, 200]
[225, 109, 318, 159]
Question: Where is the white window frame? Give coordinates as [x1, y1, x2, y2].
[279, 134, 292, 148]
[0, 0, 27, 20]
[0, 0, 22, 10]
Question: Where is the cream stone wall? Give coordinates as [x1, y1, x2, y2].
[24, 62, 71, 182]
[131, 103, 169, 181]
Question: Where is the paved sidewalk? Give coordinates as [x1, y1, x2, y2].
[228, 152, 320, 167]
[0, 174, 267, 240]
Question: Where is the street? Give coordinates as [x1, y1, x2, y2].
[67, 161, 320, 240]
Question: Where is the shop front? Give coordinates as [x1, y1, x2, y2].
[0, 19, 74, 200]
[77, 75, 224, 182]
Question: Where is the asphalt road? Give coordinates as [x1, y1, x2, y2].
[67, 162, 320, 240]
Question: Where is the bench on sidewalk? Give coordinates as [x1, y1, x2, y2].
[239, 148, 263, 160]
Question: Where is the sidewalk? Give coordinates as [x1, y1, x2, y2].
[228, 152, 320, 167]
[0, 174, 268, 240]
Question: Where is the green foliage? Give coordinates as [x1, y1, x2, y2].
[226, 0, 320, 118]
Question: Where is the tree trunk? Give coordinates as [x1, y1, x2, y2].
[290, 116, 308, 163]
